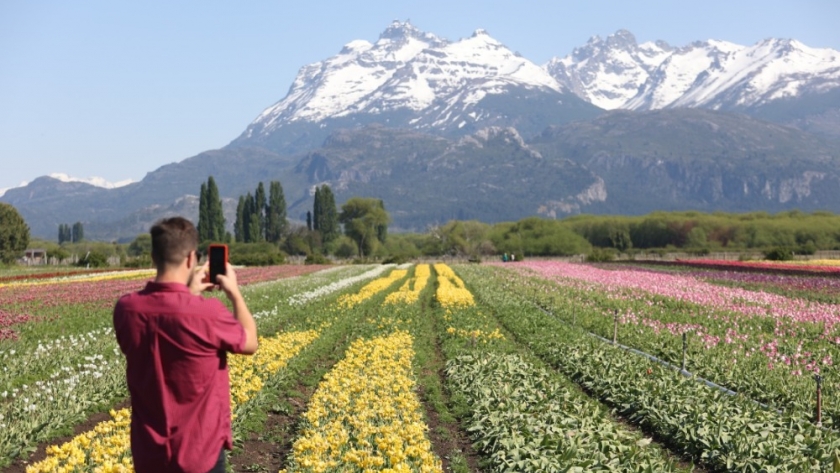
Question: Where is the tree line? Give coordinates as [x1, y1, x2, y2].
[563, 210, 840, 255]
[192, 176, 390, 263]
[232, 180, 288, 244]
[58, 222, 84, 244]
[9, 185, 840, 267]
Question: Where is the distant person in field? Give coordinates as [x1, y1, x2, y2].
[113, 217, 258, 473]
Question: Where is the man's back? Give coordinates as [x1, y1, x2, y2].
[114, 281, 245, 473]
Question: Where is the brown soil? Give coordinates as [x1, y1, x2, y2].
[229, 385, 314, 473]
[229, 331, 351, 472]
[417, 380, 483, 473]
[419, 295, 483, 473]
[2, 398, 131, 473]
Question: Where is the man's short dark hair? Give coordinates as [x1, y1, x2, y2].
[150, 217, 199, 271]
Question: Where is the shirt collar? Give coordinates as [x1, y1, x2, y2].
[144, 281, 191, 293]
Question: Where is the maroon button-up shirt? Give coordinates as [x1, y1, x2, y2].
[114, 282, 246, 473]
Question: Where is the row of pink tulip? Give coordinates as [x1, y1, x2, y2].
[512, 261, 837, 375]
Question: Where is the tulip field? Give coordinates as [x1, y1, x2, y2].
[3, 260, 840, 472]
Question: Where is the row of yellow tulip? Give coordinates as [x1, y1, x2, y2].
[281, 330, 442, 473]
[26, 329, 321, 473]
[229, 329, 321, 410]
[444, 326, 505, 343]
[383, 265, 430, 305]
[433, 264, 474, 310]
[336, 269, 408, 308]
[772, 259, 840, 266]
[0, 270, 155, 289]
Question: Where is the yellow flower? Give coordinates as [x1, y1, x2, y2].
[285, 331, 442, 473]
[434, 264, 474, 310]
[337, 269, 408, 308]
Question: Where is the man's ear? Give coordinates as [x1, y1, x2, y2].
[185, 250, 196, 269]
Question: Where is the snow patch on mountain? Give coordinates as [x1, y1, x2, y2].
[0, 174, 135, 197]
[48, 173, 135, 189]
[0, 182, 28, 198]
[546, 30, 840, 111]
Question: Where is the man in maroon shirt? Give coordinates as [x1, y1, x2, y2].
[114, 217, 258, 473]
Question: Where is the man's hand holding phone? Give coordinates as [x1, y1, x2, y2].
[215, 263, 242, 301]
[188, 262, 214, 296]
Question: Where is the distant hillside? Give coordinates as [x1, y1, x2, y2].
[287, 125, 602, 229]
[530, 109, 840, 213]
[8, 108, 840, 240]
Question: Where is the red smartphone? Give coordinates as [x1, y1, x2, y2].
[207, 244, 228, 285]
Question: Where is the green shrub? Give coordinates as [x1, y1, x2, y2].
[304, 253, 330, 265]
[229, 242, 286, 266]
[764, 247, 793, 261]
[586, 248, 616, 262]
[231, 252, 284, 266]
[798, 241, 817, 255]
[123, 255, 153, 268]
[330, 236, 358, 259]
[77, 251, 109, 268]
[382, 255, 408, 265]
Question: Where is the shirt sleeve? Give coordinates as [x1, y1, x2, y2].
[205, 298, 247, 353]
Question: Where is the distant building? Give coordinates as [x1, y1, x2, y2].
[23, 249, 47, 265]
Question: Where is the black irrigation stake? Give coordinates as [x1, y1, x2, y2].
[612, 309, 619, 345]
[815, 374, 823, 426]
[682, 332, 688, 372]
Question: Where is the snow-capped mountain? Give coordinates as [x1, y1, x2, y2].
[235, 20, 600, 151]
[47, 173, 134, 189]
[545, 30, 673, 110]
[546, 30, 840, 111]
[0, 174, 133, 198]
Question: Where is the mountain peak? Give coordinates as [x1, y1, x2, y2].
[379, 20, 441, 43]
[472, 28, 489, 37]
[606, 29, 637, 48]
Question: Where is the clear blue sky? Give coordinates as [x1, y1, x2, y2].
[1, 0, 838, 192]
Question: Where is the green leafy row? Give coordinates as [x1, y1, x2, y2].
[503, 268, 840, 427]
[446, 352, 679, 472]
[458, 264, 840, 471]
[436, 268, 686, 472]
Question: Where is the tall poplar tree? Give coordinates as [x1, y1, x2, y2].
[319, 185, 339, 243]
[265, 181, 287, 243]
[58, 224, 71, 244]
[234, 195, 246, 243]
[198, 182, 210, 241]
[376, 200, 387, 243]
[313, 186, 322, 232]
[254, 182, 266, 242]
[198, 177, 225, 242]
[72, 222, 84, 242]
[242, 193, 258, 243]
[206, 176, 225, 241]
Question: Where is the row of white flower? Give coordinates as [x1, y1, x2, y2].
[1, 327, 119, 392]
[241, 266, 348, 291]
[287, 265, 395, 306]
